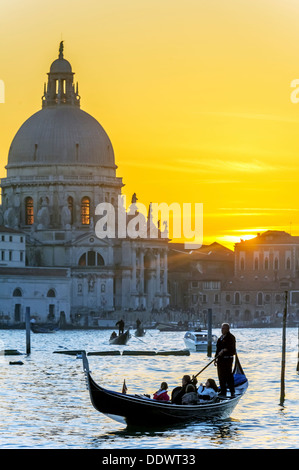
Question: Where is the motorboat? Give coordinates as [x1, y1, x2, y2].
[184, 330, 217, 352]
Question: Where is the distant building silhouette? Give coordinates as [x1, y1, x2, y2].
[168, 231, 299, 326]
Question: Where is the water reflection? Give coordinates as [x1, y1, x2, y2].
[0, 328, 298, 448]
[91, 417, 241, 448]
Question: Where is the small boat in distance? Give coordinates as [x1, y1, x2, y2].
[109, 330, 131, 345]
[155, 321, 190, 332]
[184, 330, 218, 352]
[30, 323, 59, 334]
[135, 326, 146, 337]
[81, 351, 248, 427]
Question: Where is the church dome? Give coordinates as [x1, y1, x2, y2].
[7, 106, 115, 167]
[7, 42, 115, 169]
[50, 57, 72, 74]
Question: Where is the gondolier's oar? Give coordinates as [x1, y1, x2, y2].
[193, 354, 220, 379]
[134, 335, 146, 344]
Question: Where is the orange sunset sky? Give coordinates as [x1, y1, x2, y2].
[0, 0, 299, 249]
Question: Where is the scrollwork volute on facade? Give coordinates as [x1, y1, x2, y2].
[36, 196, 50, 229]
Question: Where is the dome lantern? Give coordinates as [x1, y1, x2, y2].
[42, 42, 80, 108]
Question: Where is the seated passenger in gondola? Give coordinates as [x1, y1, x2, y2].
[153, 382, 170, 402]
[181, 384, 198, 405]
[197, 378, 218, 403]
[172, 374, 197, 404]
[110, 331, 117, 340]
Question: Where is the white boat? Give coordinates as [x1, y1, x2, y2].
[184, 330, 218, 352]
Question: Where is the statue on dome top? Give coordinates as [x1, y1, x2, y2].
[59, 41, 64, 59]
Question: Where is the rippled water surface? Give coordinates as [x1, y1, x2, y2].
[0, 327, 298, 448]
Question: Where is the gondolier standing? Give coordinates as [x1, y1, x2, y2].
[215, 323, 236, 398]
[115, 318, 124, 335]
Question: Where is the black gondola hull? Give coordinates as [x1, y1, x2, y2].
[82, 352, 248, 427]
[30, 324, 59, 333]
[135, 327, 146, 337]
[109, 330, 131, 345]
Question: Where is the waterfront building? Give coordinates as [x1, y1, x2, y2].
[168, 242, 234, 325]
[168, 233, 299, 327]
[0, 226, 25, 268]
[225, 231, 299, 325]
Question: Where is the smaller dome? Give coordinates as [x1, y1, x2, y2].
[50, 58, 72, 74]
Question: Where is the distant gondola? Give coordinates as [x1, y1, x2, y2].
[81, 351, 248, 427]
[109, 330, 131, 345]
[155, 321, 190, 332]
[135, 326, 146, 337]
[30, 323, 59, 334]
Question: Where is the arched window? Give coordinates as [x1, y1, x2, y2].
[47, 289, 56, 297]
[286, 257, 291, 270]
[87, 251, 95, 266]
[274, 257, 279, 270]
[240, 258, 245, 270]
[234, 292, 240, 305]
[81, 197, 90, 225]
[25, 197, 34, 225]
[97, 253, 105, 266]
[13, 288, 22, 297]
[79, 253, 86, 266]
[264, 257, 269, 270]
[68, 196, 74, 224]
[257, 292, 263, 306]
[254, 257, 259, 270]
[78, 251, 105, 267]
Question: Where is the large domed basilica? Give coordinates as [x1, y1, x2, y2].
[0, 43, 169, 327]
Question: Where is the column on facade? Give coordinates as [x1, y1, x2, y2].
[145, 248, 155, 310]
[121, 270, 131, 309]
[154, 249, 161, 309]
[163, 250, 167, 294]
[156, 250, 161, 294]
[139, 249, 144, 290]
[131, 244, 137, 293]
[162, 249, 169, 307]
[139, 248, 145, 307]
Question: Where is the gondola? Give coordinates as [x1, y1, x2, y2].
[135, 326, 146, 337]
[30, 323, 59, 334]
[81, 351, 248, 427]
[155, 321, 190, 332]
[109, 330, 131, 345]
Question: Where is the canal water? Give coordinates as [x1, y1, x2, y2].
[0, 327, 298, 449]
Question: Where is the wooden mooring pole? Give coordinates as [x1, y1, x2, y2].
[25, 307, 31, 355]
[207, 308, 212, 358]
[279, 291, 288, 406]
[296, 323, 299, 374]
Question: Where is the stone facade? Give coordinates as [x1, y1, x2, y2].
[168, 232, 299, 327]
